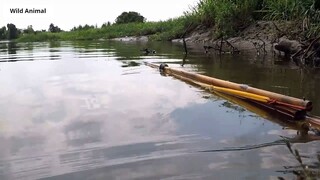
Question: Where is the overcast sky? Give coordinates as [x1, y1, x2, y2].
[1, 0, 198, 31]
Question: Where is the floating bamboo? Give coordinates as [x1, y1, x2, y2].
[145, 62, 312, 111]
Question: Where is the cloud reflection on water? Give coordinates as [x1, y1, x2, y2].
[0, 59, 213, 179]
[1, 41, 318, 179]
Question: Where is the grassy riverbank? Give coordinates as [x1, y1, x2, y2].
[17, 18, 189, 42]
[186, 0, 320, 38]
[16, 0, 320, 42]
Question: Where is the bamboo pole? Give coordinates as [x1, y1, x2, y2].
[145, 62, 312, 111]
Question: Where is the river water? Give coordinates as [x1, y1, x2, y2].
[0, 40, 319, 180]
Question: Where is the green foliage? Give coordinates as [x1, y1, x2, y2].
[263, 0, 314, 20]
[262, 0, 320, 38]
[0, 26, 6, 40]
[49, 23, 62, 33]
[186, 0, 260, 36]
[18, 32, 61, 42]
[186, 0, 216, 27]
[115, 11, 145, 24]
[149, 18, 188, 40]
[23, 25, 35, 34]
[101, 22, 111, 28]
[16, 17, 188, 42]
[187, 0, 320, 37]
[71, 24, 95, 31]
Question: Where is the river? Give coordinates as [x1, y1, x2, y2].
[0, 40, 319, 179]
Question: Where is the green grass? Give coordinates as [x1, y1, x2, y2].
[186, 0, 320, 38]
[16, 17, 189, 42]
[263, 0, 314, 20]
[18, 32, 62, 42]
[185, 0, 260, 36]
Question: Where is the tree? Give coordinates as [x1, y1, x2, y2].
[101, 21, 111, 28]
[23, 25, 34, 34]
[7, 23, 18, 40]
[0, 26, 6, 40]
[115, 11, 145, 24]
[83, 24, 94, 30]
[49, 23, 61, 33]
[71, 25, 82, 31]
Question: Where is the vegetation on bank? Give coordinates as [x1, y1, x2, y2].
[0, 0, 319, 42]
[187, 0, 320, 38]
[16, 18, 189, 42]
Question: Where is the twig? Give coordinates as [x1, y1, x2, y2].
[306, 51, 316, 59]
[302, 36, 320, 59]
[181, 54, 187, 67]
[256, 36, 267, 54]
[219, 37, 223, 55]
[183, 37, 188, 54]
[272, 21, 286, 39]
[291, 48, 304, 59]
[180, 23, 195, 55]
[225, 40, 240, 53]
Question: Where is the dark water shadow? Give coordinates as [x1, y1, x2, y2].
[7, 42, 17, 55]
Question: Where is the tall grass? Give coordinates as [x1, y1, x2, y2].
[263, 0, 314, 20]
[186, 0, 260, 36]
[262, 0, 320, 38]
[187, 0, 320, 38]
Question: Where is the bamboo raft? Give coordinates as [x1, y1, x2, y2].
[144, 62, 320, 130]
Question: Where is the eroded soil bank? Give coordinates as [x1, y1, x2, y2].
[173, 21, 305, 53]
[112, 21, 303, 54]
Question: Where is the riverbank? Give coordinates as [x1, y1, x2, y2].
[109, 20, 311, 54]
[16, 18, 188, 42]
[172, 20, 304, 53]
[15, 19, 318, 56]
[15, 0, 320, 56]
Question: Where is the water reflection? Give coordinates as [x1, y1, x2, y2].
[64, 117, 103, 146]
[199, 129, 320, 153]
[49, 41, 61, 49]
[7, 42, 17, 55]
[0, 41, 62, 62]
[0, 40, 319, 179]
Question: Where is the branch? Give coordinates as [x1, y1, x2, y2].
[302, 36, 320, 59]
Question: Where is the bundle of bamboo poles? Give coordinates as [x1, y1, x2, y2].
[145, 62, 312, 120]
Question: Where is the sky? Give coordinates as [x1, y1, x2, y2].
[1, 0, 198, 31]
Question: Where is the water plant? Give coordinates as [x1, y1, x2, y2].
[279, 141, 320, 179]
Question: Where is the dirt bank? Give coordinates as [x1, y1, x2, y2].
[112, 36, 149, 42]
[173, 21, 303, 53]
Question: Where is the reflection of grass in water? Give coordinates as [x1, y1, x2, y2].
[221, 101, 246, 113]
[278, 141, 320, 179]
[121, 61, 141, 67]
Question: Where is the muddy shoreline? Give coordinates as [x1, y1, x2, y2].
[112, 21, 304, 54]
[172, 21, 292, 53]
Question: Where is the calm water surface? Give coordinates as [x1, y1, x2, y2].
[0, 40, 320, 180]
